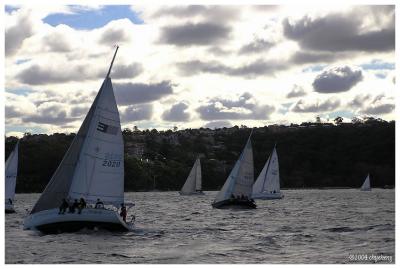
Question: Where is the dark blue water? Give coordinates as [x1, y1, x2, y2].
[5, 189, 395, 263]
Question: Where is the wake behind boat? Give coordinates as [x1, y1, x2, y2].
[24, 46, 135, 233]
[212, 131, 256, 209]
[179, 158, 204, 195]
[5, 140, 19, 213]
[252, 144, 284, 200]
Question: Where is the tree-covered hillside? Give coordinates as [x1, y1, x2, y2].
[5, 119, 395, 193]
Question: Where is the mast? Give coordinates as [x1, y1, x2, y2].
[106, 45, 119, 79]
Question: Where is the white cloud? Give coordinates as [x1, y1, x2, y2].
[4, 5, 395, 135]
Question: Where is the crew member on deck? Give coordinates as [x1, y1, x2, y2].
[120, 204, 127, 222]
[95, 198, 104, 209]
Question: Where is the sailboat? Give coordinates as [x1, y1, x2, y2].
[5, 141, 19, 213]
[252, 144, 283, 200]
[360, 173, 371, 191]
[179, 158, 204, 195]
[24, 46, 135, 233]
[212, 132, 256, 209]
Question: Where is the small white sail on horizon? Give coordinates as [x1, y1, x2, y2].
[252, 145, 283, 200]
[360, 174, 371, 191]
[180, 158, 203, 195]
[5, 141, 19, 212]
[213, 135, 254, 206]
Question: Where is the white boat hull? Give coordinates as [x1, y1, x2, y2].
[5, 203, 15, 213]
[24, 208, 133, 233]
[252, 192, 284, 200]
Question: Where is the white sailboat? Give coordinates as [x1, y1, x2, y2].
[252, 145, 283, 200]
[179, 158, 204, 195]
[360, 174, 371, 191]
[24, 46, 134, 233]
[212, 133, 256, 209]
[5, 141, 19, 213]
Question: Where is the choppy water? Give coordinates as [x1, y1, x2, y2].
[5, 189, 395, 264]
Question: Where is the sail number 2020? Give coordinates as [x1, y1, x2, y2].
[102, 160, 121, 167]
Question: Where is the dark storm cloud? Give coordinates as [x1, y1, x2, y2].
[22, 104, 77, 125]
[177, 59, 286, 78]
[43, 31, 73, 52]
[361, 103, 394, 115]
[197, 93, 275, 120]
[289, 51, 339, 65]
[204, 120, 232, 129]
[16, 64, 93, 85]
[100, 28, 131, 45]
[239, 38, 275, 54]
[286, 85, 307, 98]
[5, 11, 35, 56]
[292, 98, 340, 113]
[348, 94, 371, 108]
[159, 22, 231, 46]
[70, 106, 89, 117]
[112, 63, 143, 79]
[114, 81, 174, 105]
[152, 5, 240, 21]
[312, 66, 363, 93]
[283, 7, 395, 52]
[162, 102, 191, 122]
[121, 104, 153, 122]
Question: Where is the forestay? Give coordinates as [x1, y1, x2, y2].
[180, 158, 202, 194]
[5, 141, 19, 202]
[31, 47, 124, 213]
[214, 137, 254, 203]
[252, 146, 280, 195]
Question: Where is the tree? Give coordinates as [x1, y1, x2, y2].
[334, 116, 343, 125]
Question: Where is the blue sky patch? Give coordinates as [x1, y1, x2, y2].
[43, 5, 143, 29]
[302, 65, 326, 73]
[360, 60, 395, 70]
[6, 87, 35, 96]
[5, 5, 20, 14]
[15, 59, 31, 65]
[327, 110, 354, 120]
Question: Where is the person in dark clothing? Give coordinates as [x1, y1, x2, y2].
[69, 199, 79, 213]
[120, 204, 127, 222]
[8, 198, 12, 205]
[95, 198, 104, 209]
[58, 198, 68, 214]
[78, 198, 86, 214]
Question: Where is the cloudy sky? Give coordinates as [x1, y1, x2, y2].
[4, 5, 396, 136]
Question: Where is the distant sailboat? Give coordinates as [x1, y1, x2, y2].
[24, 46, 135, 233]
[252, 144, 283, 200]
[5, 141, 19, 213]
[360, 174, 371, 191]
[212, 133, 256, 209]
[179, 158, 204, 195]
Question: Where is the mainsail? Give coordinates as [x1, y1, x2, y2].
[252, 146, 280, 195]
[31, 47, 124, 214]
[214, 136, 254, 203]
[180, 158, 202, 194]
[5, 141, 19, 202]
[360, 174, 371, 191]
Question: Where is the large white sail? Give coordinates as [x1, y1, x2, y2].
[360, 174, 371, 191]
[31, 47, 124, 213]
[252, 146, 280, 195]
[5, 141, 19, 202]
[214, 137, 254, 203]
[180, 158, 201, 194]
